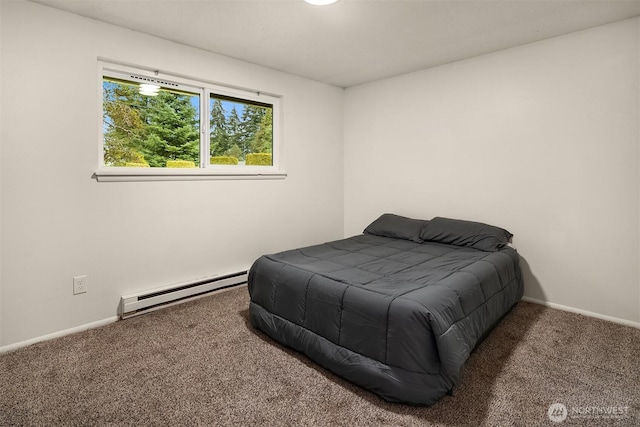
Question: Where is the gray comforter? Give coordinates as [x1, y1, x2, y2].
[248, 218, 524, 405]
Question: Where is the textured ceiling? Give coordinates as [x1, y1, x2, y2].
[30, 0, 640, 88]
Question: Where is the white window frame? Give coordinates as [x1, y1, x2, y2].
[96, 60, 285, 182]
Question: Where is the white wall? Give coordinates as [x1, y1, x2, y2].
[0, 0, 344, 346]
[344, 18, 640, 324]
[0, 1, 4, 346]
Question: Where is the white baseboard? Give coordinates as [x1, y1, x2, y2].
[2, 295, 635, 353]
[0, 316, 119, 354]
[521, 297, 640, 330]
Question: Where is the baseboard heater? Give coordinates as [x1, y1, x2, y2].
[119, 270, 248, 319]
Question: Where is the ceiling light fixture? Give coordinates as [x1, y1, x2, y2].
[303, 0, 339, 5]
[139, 83, 160, 96]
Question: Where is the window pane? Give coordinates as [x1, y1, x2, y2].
[210, 94, 273, 166]
[103, 77, 200, 168]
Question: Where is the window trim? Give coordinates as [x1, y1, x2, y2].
[96, 60, 285, 181]
[94, 168, 286, 182]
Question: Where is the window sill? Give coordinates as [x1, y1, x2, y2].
[94, 168, 287, 182]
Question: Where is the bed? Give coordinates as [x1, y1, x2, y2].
[248, 214, 524, 405]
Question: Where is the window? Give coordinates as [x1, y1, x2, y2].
[97, 61, 283, 181]
[209, 94, 273, 167]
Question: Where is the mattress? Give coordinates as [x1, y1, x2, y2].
[248, 215, 524, 405]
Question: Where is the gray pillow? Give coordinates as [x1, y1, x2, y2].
[364, 214, 427, 243]
[419, 217, 512, 252]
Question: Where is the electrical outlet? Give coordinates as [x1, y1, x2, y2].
[73, 275, 88, 295]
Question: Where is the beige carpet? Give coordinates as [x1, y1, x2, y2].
[0, 286, 638, 426]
